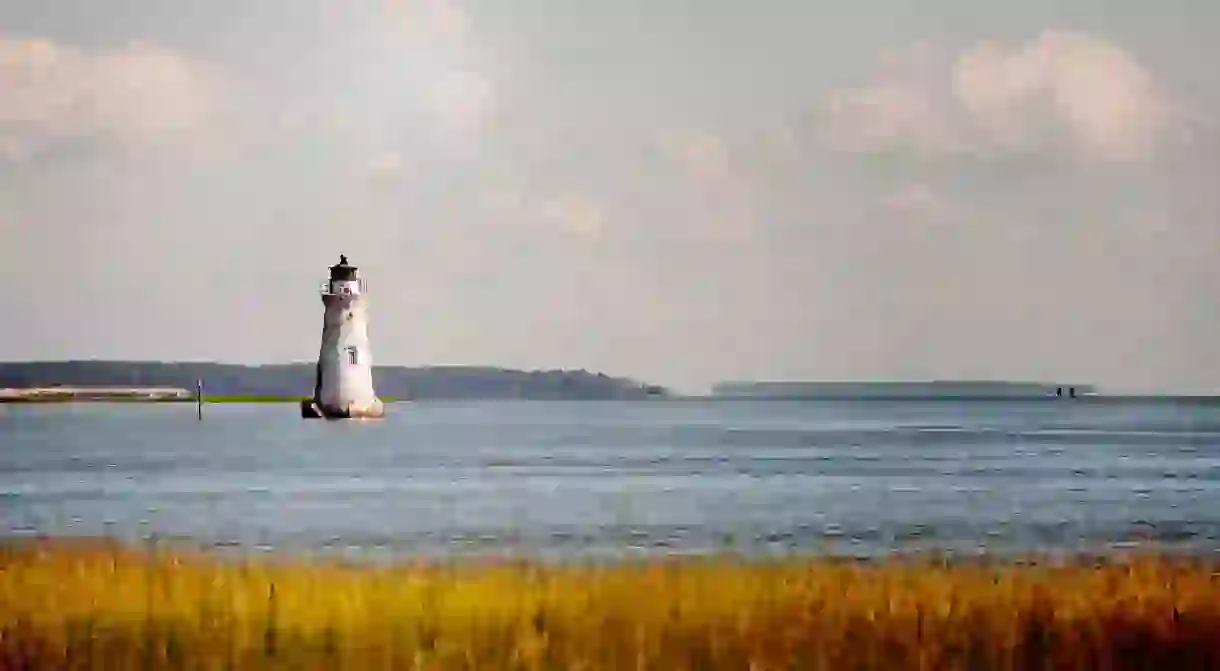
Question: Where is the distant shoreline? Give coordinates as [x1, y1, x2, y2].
[5, 388, 1220, 405]
[0, 361, 667, 401]
[0, 389, 403, 404]
[2, 362, 1216, 403]
[0, 387, 194, 403]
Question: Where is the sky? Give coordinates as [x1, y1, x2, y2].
[1, 0, 1218, 394]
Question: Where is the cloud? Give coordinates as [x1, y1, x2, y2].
[0, 36, 224, 160]
[0, 134, 28, 161]
[663, 130, 731, 182]
[479, 187, 526, 217]
[473, 177, 604, 241]
[367, 150, 404, 185]
[954, 30, 1171, 161]
[659, 130, 758, 241]
[426, 68, 495, 145]
[384, 0, 472, 50]
[381, 0, 497, 157]
[540, 193, 605, 240]
[818, 42, 962, 157]
[818, 30, 1180, 162]
[879, 183, 969, 227]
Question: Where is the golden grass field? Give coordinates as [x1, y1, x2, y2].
[3, 539, 1220, 669]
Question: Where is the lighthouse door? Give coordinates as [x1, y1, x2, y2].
[346, 347, 359, 365]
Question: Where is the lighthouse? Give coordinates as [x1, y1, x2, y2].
[301, 255, 385, 419]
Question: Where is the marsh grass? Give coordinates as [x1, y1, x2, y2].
[3, 539, 1220, 669]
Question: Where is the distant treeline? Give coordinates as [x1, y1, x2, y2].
[713, 380, 1098, 400]
[0, 361, 669, 401]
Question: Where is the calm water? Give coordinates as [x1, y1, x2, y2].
[3, 399, 1220, 561]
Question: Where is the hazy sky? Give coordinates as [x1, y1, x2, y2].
[2, 1, 1218, 393]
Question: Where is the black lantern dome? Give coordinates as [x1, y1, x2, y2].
[329, 254, 358, 282]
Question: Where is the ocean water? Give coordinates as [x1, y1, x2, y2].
[3, 399, 1220, 561]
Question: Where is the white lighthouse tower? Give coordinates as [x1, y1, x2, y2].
[301, 255, 385, 419]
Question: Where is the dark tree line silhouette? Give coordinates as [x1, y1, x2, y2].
[0, 361, 668, 400]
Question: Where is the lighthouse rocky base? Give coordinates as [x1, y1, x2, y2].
[300, 397, 385, 420]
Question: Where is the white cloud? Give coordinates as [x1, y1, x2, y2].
[879, 183, 969, 227]
[479, 187, 526, 217]
[659, 130, 758, 242]
[819, 30, 1180, 162]
[662, 130, 731, 181]
[368, 150, 404, 181]
[953, 30, 1171, 161]
[0, 36, 224, 159]
[540, 193, 604, 240]
[426, 68, 495, 145]
[0, 134, 28, 161]
[819, 42, 962, 157]
[382, 0, 498, 157]
[384, 0, 473, 50]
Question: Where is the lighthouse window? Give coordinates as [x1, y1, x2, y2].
[346, 347, 359, 365]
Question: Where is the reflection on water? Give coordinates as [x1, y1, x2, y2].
[2, 399, 1220, 560]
